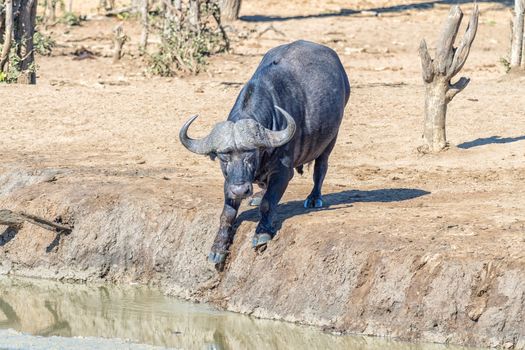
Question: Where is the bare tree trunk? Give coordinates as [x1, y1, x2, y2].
[161, 0, 174, 36]
[17, 0, 38, 84]
[162, 0, 183, 37]
[68, 0, 73, 12]
[174, 0, 182, 26]
[220, 0, 241, 21]
[139, 0, 149, 52]
[0, 0, 14, 73]
[188, 0, 200, 31]
[0, 5, 6, 39]
[522, 38, 525, 69]
[511, 0, 525, 68]
[46, 0, 57, 22]
[418, 5, 479, 153]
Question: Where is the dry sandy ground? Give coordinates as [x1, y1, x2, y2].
[1, 0, 524, 349]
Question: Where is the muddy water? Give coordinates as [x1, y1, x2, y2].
[0, 276, 480, 350]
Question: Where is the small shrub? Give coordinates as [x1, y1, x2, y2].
[60, 12, 84, 26]
[148, 1, 228, 76]
[500, 57, 511, 73]
[33, 31, 56, 56]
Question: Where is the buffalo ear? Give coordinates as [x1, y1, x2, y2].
[209, 152, 217, 161]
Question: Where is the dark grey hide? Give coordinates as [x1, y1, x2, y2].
[180, 40, 350, 264]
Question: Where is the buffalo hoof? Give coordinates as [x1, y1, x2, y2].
[252, 233, 272, 248]
[249, 196, 262, 207]
[303, 197, 323, 208]
[208, 251, 228, 264]
[249, 191, 265, 206]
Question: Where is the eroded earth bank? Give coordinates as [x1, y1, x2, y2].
[1, 0, 524, 348]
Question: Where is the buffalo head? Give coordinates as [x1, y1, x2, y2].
[179, 106, 296, 200]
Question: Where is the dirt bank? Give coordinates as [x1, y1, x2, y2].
[1, 0, 525, 348]
[0, 164, 524, 349]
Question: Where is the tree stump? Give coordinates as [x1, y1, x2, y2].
[112, 24, 128, 63]
[418, 5, 479, 153]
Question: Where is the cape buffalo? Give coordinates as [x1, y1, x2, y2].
[180, 40, 350, 264]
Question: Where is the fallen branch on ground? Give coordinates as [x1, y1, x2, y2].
[0, 209, 72, 233]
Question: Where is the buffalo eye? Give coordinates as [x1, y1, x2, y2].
[244, 151, 256, 160]
[217, 153, 231, 163]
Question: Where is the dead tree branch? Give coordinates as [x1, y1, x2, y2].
[446, 76, 470, 102]
[418, 40, 434, 83]
[0, 209, 72, 233]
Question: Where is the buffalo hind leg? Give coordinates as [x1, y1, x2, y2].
[252, 164, 293, 248]
[209, 197, 241, 264]
[304, 138, 337, 208]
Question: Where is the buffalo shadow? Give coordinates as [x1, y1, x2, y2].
[234, 188, 430, 233]
[0, 225, 65, 253]
[241, 0, 511, 22]
[46, 232, 65, 253]
[0, 226, 18, 247]
[457, 135, 525, 149]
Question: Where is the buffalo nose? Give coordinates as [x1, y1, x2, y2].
[230, 183, 253, 198]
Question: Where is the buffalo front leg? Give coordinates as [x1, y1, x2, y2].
[252, 165, 293, 248]
[209, 198, 241, 264]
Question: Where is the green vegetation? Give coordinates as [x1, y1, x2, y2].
[33, 31, 56, 56]
[500, 57, 511, 73]
[148, 1, 229, 76]
[0, 43, 36, 83]
[60, 12, 84, 26]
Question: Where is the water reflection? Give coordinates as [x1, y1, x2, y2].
[0, 276, 478, 350]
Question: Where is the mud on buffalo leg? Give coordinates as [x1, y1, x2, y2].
[304, 137, 337, 208]
[252, 163, 293, 247]
[209, 197, 241, 264]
